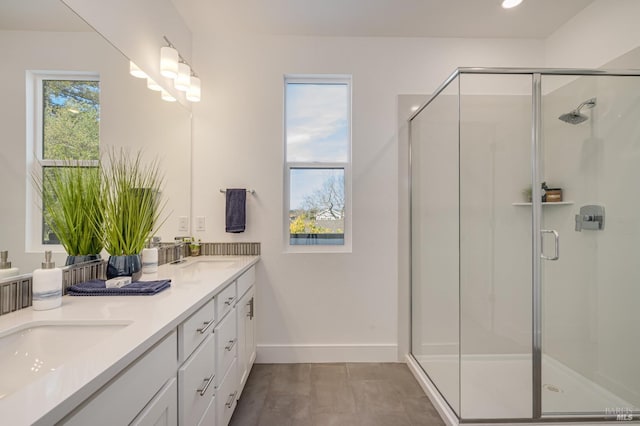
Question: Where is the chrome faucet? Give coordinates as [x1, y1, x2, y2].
[170, 237, 188, 264]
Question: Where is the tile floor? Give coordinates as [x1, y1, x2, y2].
[229, 363, 445, 426]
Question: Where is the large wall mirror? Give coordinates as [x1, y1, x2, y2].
[0, 0, 192, 274]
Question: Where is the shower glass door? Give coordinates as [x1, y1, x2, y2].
[458, 73, 533, 419]
[539, 74, 640, 418]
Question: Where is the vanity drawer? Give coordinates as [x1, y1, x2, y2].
[215, 305, 237, 385]
[216, 281, 237, 321]
[216, 358, 238, 426]
[237, 266, 255, 299]
[179, 297, 215, 363]
[178, 334, 216, 426]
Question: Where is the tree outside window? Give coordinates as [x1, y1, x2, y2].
[40, 78, 100, 244]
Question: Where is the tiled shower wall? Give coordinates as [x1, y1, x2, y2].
[0, 242, 260, 317]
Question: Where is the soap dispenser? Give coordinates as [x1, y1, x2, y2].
[32, 251, 62, 310]
[0, 250, 19, 279]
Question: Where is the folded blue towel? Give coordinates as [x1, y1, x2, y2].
[67, 279, 171, 296]
[225, 188, 246, 233]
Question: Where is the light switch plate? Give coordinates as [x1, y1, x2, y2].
[196, 216, 206, 232]
[178, 216, 189, 232]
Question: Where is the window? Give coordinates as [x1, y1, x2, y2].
[284, 75, 351, 251]
[26, 72, 100, 251]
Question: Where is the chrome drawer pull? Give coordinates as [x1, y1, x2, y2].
[224, 296, 236, 306]
[197, 372, 215, 396]
[246, 297, 254, 319]
[196, 320, 213, 334]
[225, 391, 238, 408]
[225, 338, 237, 351]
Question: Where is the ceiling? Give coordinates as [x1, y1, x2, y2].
[0, 0, 92, 32]
[0, 0, 596, 39]
[172, 0, 594, 39]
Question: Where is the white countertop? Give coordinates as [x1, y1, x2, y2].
[0, 255, 260, 426]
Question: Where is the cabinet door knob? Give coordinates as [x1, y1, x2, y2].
[224, 296, 236, 306]
[197, 372, 215, 396]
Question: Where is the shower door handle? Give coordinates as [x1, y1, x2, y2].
[540, 229, 559, 261]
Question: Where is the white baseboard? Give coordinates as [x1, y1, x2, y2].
[255, 343, 398, 363]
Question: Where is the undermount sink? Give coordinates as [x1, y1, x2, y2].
[173, 258, 241, 283]
[0, 320, 131, 399]
[180, 258, 240, 270]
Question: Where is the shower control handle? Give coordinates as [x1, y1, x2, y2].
[540, 229, 559, 261]
[575, 205, 605, 231]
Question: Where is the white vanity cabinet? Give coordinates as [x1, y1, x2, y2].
[179, 264, 256, 426]
[178, 334, 216, 425]
[214, 284, 239, 426]
[50, 261, 258, 426]
[61, 331, 178, 426]
[176, 295, 217, 426]
[212, 263, 256, 426]
[237, 285, 255, 393]
[131, 378, 178, 426]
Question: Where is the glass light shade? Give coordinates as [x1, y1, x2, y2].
[161, 90, 176, 102]
[147, 78, 163, 91]
[501, 0, 523, 8]
[160, 46, 179, 79]
[129, 61, 147, 79]
[186, 76, 201, 102]
[174, 62, 191, 92]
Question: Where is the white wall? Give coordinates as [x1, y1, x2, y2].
[189, 32, 544, 362]
[545, 0, 640, 68]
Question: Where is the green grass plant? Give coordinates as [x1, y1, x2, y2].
[102, 149, 166, 256]
[33, 162, 104, 256]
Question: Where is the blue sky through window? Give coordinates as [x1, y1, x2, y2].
[286, 83, 348, 162]
[286, 82, 349, 212]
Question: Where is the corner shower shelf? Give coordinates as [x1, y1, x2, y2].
[512, 201, 574, 206]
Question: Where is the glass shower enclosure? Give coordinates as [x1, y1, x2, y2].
[409, 68, 640, 423]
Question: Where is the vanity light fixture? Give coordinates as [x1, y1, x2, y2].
[147, 78, 163, 91]
[160, 36, 202, 102]
[186, 75, 201, 102]
[174, 62, 191, 92]
[501, 0, 523, 8]
[161, 90, 177, 102]
[129, 61, 147, 79]
[160, 45, 179, 79]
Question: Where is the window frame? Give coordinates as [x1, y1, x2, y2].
[283, 74, 352, 253]
[25, 71, 100, 253]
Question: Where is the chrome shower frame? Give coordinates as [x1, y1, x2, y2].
[407, 67, 640, 425]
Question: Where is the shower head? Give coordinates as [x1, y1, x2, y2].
[558, 97, 597, 125]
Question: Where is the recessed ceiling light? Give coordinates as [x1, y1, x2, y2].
[502, 0, 523, 9]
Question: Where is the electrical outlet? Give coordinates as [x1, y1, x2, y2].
[196, 216, 206, 232]
[178, 216, 189, 232]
